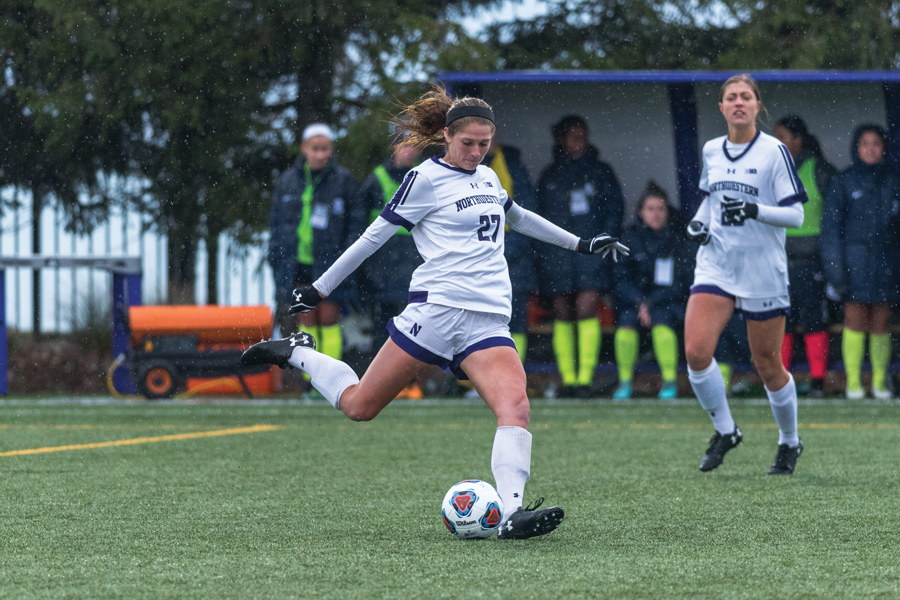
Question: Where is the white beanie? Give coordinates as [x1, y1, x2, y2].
[302, 123, 335, 142]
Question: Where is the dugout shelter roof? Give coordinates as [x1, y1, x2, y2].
[439, 70, 900, 218]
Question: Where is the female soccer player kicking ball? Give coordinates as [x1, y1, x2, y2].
[242, 86, 628, 539]
[685, 74, 806, 475]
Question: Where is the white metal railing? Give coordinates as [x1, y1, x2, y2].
[0, 187, 276, 333]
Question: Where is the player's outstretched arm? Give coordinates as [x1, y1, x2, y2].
[294, 217, 401, 312]
[506, 202, 629, 260]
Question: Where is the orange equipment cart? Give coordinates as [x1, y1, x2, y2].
[127, 305, 274, 399]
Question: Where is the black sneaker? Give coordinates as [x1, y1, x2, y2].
[767, 439, 803, 475]
[497, 498, 564, 540]
[699, 426, 743, 472]
[241, 331, 316, 369]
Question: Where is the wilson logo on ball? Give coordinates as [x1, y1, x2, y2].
[450, 490, 478, 517]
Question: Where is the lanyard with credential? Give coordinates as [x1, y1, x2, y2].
[297, 162, 322, 265]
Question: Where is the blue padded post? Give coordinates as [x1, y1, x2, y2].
[883, 83, 900, 170]
[111, 272, 142, 394]
[668, 82, 702, 218]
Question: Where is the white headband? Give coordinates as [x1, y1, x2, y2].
[302, 124, 335, 142]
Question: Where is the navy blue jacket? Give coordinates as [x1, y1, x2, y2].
[614, 219, 693, 312]
[268, 157, 363, 301]
[821, 126, 900, 302]
[536, 145, 624, 293]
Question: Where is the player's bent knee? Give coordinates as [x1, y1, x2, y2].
[684, 344, 714, 371]
[338, 389, 385, 422]
[754, 358, 787, 388]
[342, 404, 380, 422]
[495, 393, 530, 428]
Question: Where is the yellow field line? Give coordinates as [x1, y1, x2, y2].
[0, 424, 283, 458]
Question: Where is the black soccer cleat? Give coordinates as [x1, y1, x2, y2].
[767, 439, 803, 475]
[497, 498, 564, 540]
[699, 426, 743, 472]
[240, 331, 316, 369]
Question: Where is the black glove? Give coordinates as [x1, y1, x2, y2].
[721, 199, 758, 225]
[577, 234, 630, 261]
[288, 285, 324, 314]
[686, 220, 711, 245]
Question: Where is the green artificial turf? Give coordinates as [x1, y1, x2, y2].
[1, 397, 899, 599]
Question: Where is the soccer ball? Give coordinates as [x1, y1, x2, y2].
[441, 479, 504, 540]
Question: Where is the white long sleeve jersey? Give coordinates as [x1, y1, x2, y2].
[313, 156, 580, 318]
[693, 131, 807, 298]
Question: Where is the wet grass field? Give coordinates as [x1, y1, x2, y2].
[2, 396, 898, 599]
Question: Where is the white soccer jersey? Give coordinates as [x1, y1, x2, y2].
[693, 131, 806, 298]
[380, 156, 514, 316]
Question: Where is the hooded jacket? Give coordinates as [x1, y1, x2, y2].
[268, 156, 363, 298]
[820, 125, 900, 299]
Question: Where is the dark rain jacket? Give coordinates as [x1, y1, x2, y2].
[268, 157, 364, 302]
[820, 126, 900, 303]
[536, 144, 624, 293]
[614, 219, 693, 315]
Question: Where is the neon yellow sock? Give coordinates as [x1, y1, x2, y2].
[842, 328, 865, 391]
[319, 323, 343, 361]
[718, 363, 732, 390]
[576, 318, 601, 386]
[652, 325, 678, 382]
[870, 333, 891, 391]
[511, 332, 528, 363]
[614, 327, 638, 383]
[552, 321, 577, 385]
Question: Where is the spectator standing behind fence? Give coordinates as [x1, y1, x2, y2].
[537, 116, 624, 398]
[684, 74, 806, 475]
[267, 124, 364, 372]
[821, 124, 900, 400]
[486, 141, 538, 363]
[611, 182, 692, 402]
[773, 116, 836, 399]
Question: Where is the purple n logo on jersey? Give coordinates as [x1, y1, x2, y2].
[409, 323, 422, 337]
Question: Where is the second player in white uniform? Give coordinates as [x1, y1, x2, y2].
[693, 130, 805, 302]
[685, 74, 807, 476]
[242, 86, 627, 540]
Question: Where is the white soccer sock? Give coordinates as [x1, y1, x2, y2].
[767, 374, 800, 447]
[491, 426, 531, 520]
[688, 358, 736, 434]
[288, 347, 359, 410]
